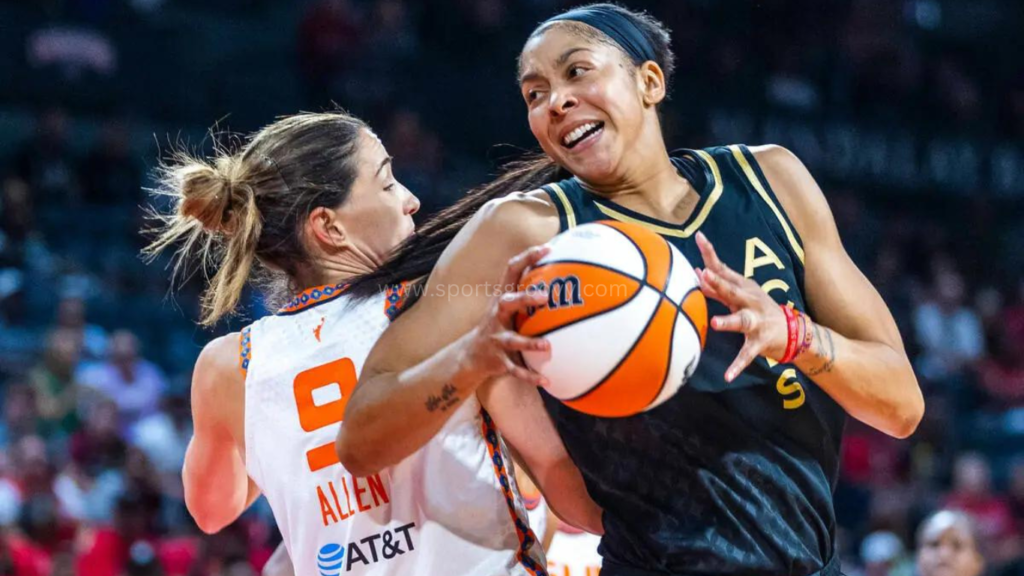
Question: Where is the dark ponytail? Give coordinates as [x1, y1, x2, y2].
[345, 154, 568, 309]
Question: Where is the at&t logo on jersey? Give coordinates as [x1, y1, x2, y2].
[317, 523, 416, 574]
[317, 543, 345, 576]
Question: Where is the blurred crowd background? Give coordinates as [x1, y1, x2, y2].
[0, 0, 1022, 575]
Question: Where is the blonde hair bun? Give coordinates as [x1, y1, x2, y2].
[177, 155, 252, 235]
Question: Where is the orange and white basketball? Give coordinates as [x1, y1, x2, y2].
[516, 220, 707, 418]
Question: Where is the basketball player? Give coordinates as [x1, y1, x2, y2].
[144, 111, 597, 576]
[337, 4, 925, 576]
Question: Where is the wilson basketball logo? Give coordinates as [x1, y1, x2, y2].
[526, 275, 585, 316]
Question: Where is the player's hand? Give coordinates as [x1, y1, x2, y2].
[694, 231, 788, 382]
[458, 245, 552, 387]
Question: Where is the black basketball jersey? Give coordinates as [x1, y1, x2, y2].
[538, 145, 845, 576]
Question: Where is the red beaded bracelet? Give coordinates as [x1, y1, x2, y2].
[779, 305, 800, 364]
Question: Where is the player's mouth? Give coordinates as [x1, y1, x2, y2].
[560, 121, 605, 151]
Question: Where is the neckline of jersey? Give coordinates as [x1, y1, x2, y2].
[277, 282, 350, 315]
[577, 149, 719, 233]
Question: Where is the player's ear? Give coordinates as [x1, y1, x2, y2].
[638, 61, 666, 106]
[308, 206, 348, 251]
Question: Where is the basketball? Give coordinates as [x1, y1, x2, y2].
[516, 221, 708, 418]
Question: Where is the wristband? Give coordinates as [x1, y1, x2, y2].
[779, 305, 800, 364]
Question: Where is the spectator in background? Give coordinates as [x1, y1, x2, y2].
[56, 401, 128, 525]
[1003, 279, 1024, 354]
[13, 108, 79, 207]
[1000, 72, 1024, 140]
[80, 118, 142, 207]
[0, 523, 51, 576]
[916, 510, 984, 576]
[69, 399, 125, 477]
[975, 322, 1024, 411]
[1008, 461, 1024, 525]
[931, 56, 983, 130]
[78, 330, 166, 432]
[914, 268, 984, 383]
[0, 383, 40, 447]
[75, 493, 165, 576]
[0, 451, 23, 529]
[29, 329, 85, 440]
[10, 436, 54, 503]
[860, 530, 913, 576]
[297, 0, 362, 106]
[55, 296, 108, 362]
[944, 453, 1017, 555]
[0, 177, 35, 327]
[384, 109, 444, 212]
[8, 435, 73, 557]
[0, 177, 35, 267]
[130, 394, 189, 491]
[352, 0, 420, 112]
[368, 0, 418, 59]
[829, 190, 881, 271]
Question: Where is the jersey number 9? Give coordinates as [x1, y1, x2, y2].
[293, 358, 357, 472]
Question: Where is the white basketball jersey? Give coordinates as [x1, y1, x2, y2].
[241, 285, 545, 576]
[547, 528, 602, 576]
[526, 497, 601, 576]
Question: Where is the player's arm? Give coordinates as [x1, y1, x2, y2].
[480, 375, 604, 535]
[336, 194, 560, 477]
[183, 333, 261, 534]
[695, 145, 923, 439]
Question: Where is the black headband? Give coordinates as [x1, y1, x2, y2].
[545, 6, 657, 66]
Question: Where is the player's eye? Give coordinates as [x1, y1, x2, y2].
[568, 65, 586, 78]
[384, 182, 396, 192]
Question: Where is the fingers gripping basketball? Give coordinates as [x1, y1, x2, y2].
[516, 221, 708, 418]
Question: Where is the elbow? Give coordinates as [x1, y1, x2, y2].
[194, 517, 226, 536]
[183, 481, 236, 535]
[888, 387, 925, 440]
[335, 429, 383, 478]
[894, 399, 925, 439]
[187, 505, 230, 535]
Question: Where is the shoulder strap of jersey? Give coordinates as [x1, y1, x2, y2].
[720, 144, 807, 269]
[239, 324, 253, 377]
[539, 180, 580, 231]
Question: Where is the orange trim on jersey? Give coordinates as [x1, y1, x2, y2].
[383, 282, 409, 321]
[277, 283, 350, 315]
[479, 409, 547, 576]
[239, 326, 252, 375]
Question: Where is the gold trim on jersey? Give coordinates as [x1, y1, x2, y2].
[548, 183, 577, 229]
[729, 145, 806, 265]
[591, 150, 724, 238]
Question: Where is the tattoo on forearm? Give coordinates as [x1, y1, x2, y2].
[425, 383, 460, 413]
[807, 324, 836, 376]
